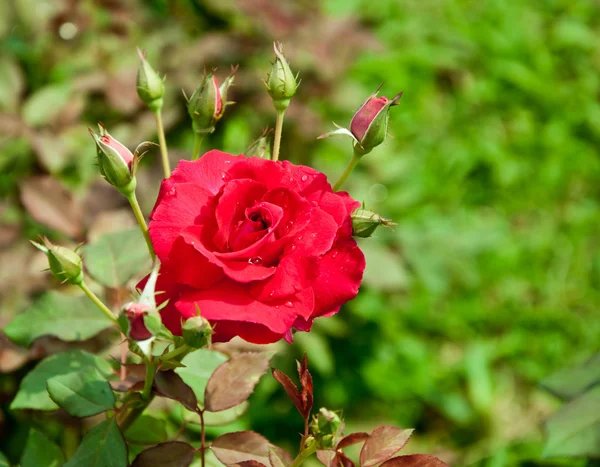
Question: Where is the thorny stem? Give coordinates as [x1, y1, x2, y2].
[118, 361, 155, 432]
[289, 444, 318, 467]
[154, 109, 171, 178]
[332, 152, 361, 191]
[192, 133, 205, 161]
[272, 110, 285, 161]
[79, 281, 117, 324]
[142, 360, 156, 401]
[126, 192, 156, 262]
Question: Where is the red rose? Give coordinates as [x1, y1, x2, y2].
[147, 150, 365, 344]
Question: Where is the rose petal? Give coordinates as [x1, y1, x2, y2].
[227, 157, 301, 191]
[169, 150, 242, 195]
[149, 182, 214, 260]
[168, 237, 224, 289]
[251, 254, 318, 301]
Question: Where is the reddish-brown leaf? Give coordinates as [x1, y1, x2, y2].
[268, 446, 293, 467]
[211, 431, 271, 466]
[337, 432, 370, 450]
[297, 353, 313, 419]
[154, 370, 198, 411]
[332, 452, 354, 467]
[272, 368, 302, 414]
[20, 176, 82, 238]
[131, 441, 196, 467]
[235, 462, 267, 467]
[205, 352, 272, 412]
[360, 427, 414, 467]
[379, 455, 450, 467]
[316, 450, 336, 467]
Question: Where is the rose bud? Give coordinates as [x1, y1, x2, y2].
[351, 208, 396, 238]
[182, 315, 213, 349]
[136, 47, 165, 111]
[244, 129, 272, 159]
[31, 238, 83, 285]
[123, 302, 153, 341]
[89, 123, 136, 194]
[318, 86, 402, 156]
[266, 42, 298, 112]
[310, 408, 342, 449]
[187, 69, 235, 135]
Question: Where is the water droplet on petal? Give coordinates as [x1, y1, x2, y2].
[224, 160, 231, 164]
[269, 291, 275, 298]
[284, 301, 293, 308]
[301, 175, 308, 182]
[311, 201, 319, 207]
[248, 256, 263, 265]
[168, 187, 176, 196]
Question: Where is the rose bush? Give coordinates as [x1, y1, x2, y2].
[147, 150, 365, 343]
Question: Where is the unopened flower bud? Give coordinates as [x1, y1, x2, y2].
[31, 238, 83, 285]
[182, 316, 212, 348]
[350, 87, 402, 155]
[245, 129, 272, 159]
[351, 208, 396, 238]
[266, 43, 298, 112]
[188, 70, 235, 135]
[310, 408, 342, 449]
[136, 47, 165, 111]
[123, 302, 153, 341]
[89, 124, 136, 194]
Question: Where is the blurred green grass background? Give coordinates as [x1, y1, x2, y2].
[1, 0, 600, 465]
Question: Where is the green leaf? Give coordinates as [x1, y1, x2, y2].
[125, 414, 168, 444]
[4, 291, 113, 347]
[20, 429, 65, 467]
[10, 350, 113, 411]
[65, 419, 128, 467]
[541, 353, 600, 400]
[0, 451, 8, 467]
[175, 349, 228, 405]
[183, 401, 249, 427]
[47, 367, 115, 417]
[544, 385, 600, 458]
[82, 228, 151, 287]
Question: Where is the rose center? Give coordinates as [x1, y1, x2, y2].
[228, 205, 273, 251]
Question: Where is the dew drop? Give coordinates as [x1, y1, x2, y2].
[168, 187, 176, 196]
[248, 256, 263, 265]
[224, 160, 231, 164]
[221, 172, 227, 179]
[331, 251, 338, 258]
[301, 175, 308, 182]
[284, 301, 293, 308]
[311, 201, 319, 207]
[269, 291, 275, 298]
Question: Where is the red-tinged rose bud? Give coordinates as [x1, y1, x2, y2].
[123, 302, 153, 341]
[188, 69, 236, 135]
[266, 42, 298, 112]
[89, 124, 136, 194]
[318, 86, 402, 157]
[136, 47, 165, 111]
[31, 238, 83, 285]
[349, 87, 402, 154]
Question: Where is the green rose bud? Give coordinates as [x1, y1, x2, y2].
[31, 238, 83, 285]
[182, 315, 213, 349]
[310, 408, 342, 449]
[136, 47, 165, 111]
[188, 69, 236, 135]
[351, 208, 396, 238]
[266, 43, 298, 112]
[89, 123, 136, 195]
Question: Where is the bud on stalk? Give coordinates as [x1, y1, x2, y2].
[89, 124, 136, 195]
[182, 316, 212, 349]
[188, 69, 236, 135]
[310, 408, 342, 449]
[266, 43, 298, 112]
[31, 238, 83, 285]
[245, 129, 272, 159]
[123, 302, 153, 341]
[351, 208, 396, 238]
[136, 47, 165, 111]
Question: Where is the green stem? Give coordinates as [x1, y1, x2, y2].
[192, 133, 204, 161]
[118, 398, 152, 433]
[332, 153, 361, 191]
[289, 444, 318, 467]
[272, 110, 285, 161]
[199, 409, 206, 467]
[142, 361, 156, 401]
[79, 281, 117, 324]
[160, 344, 191, 361]
[62, 424, 79, 460]
[127, 192, 155, 261]
[154, 110, 171, 178]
